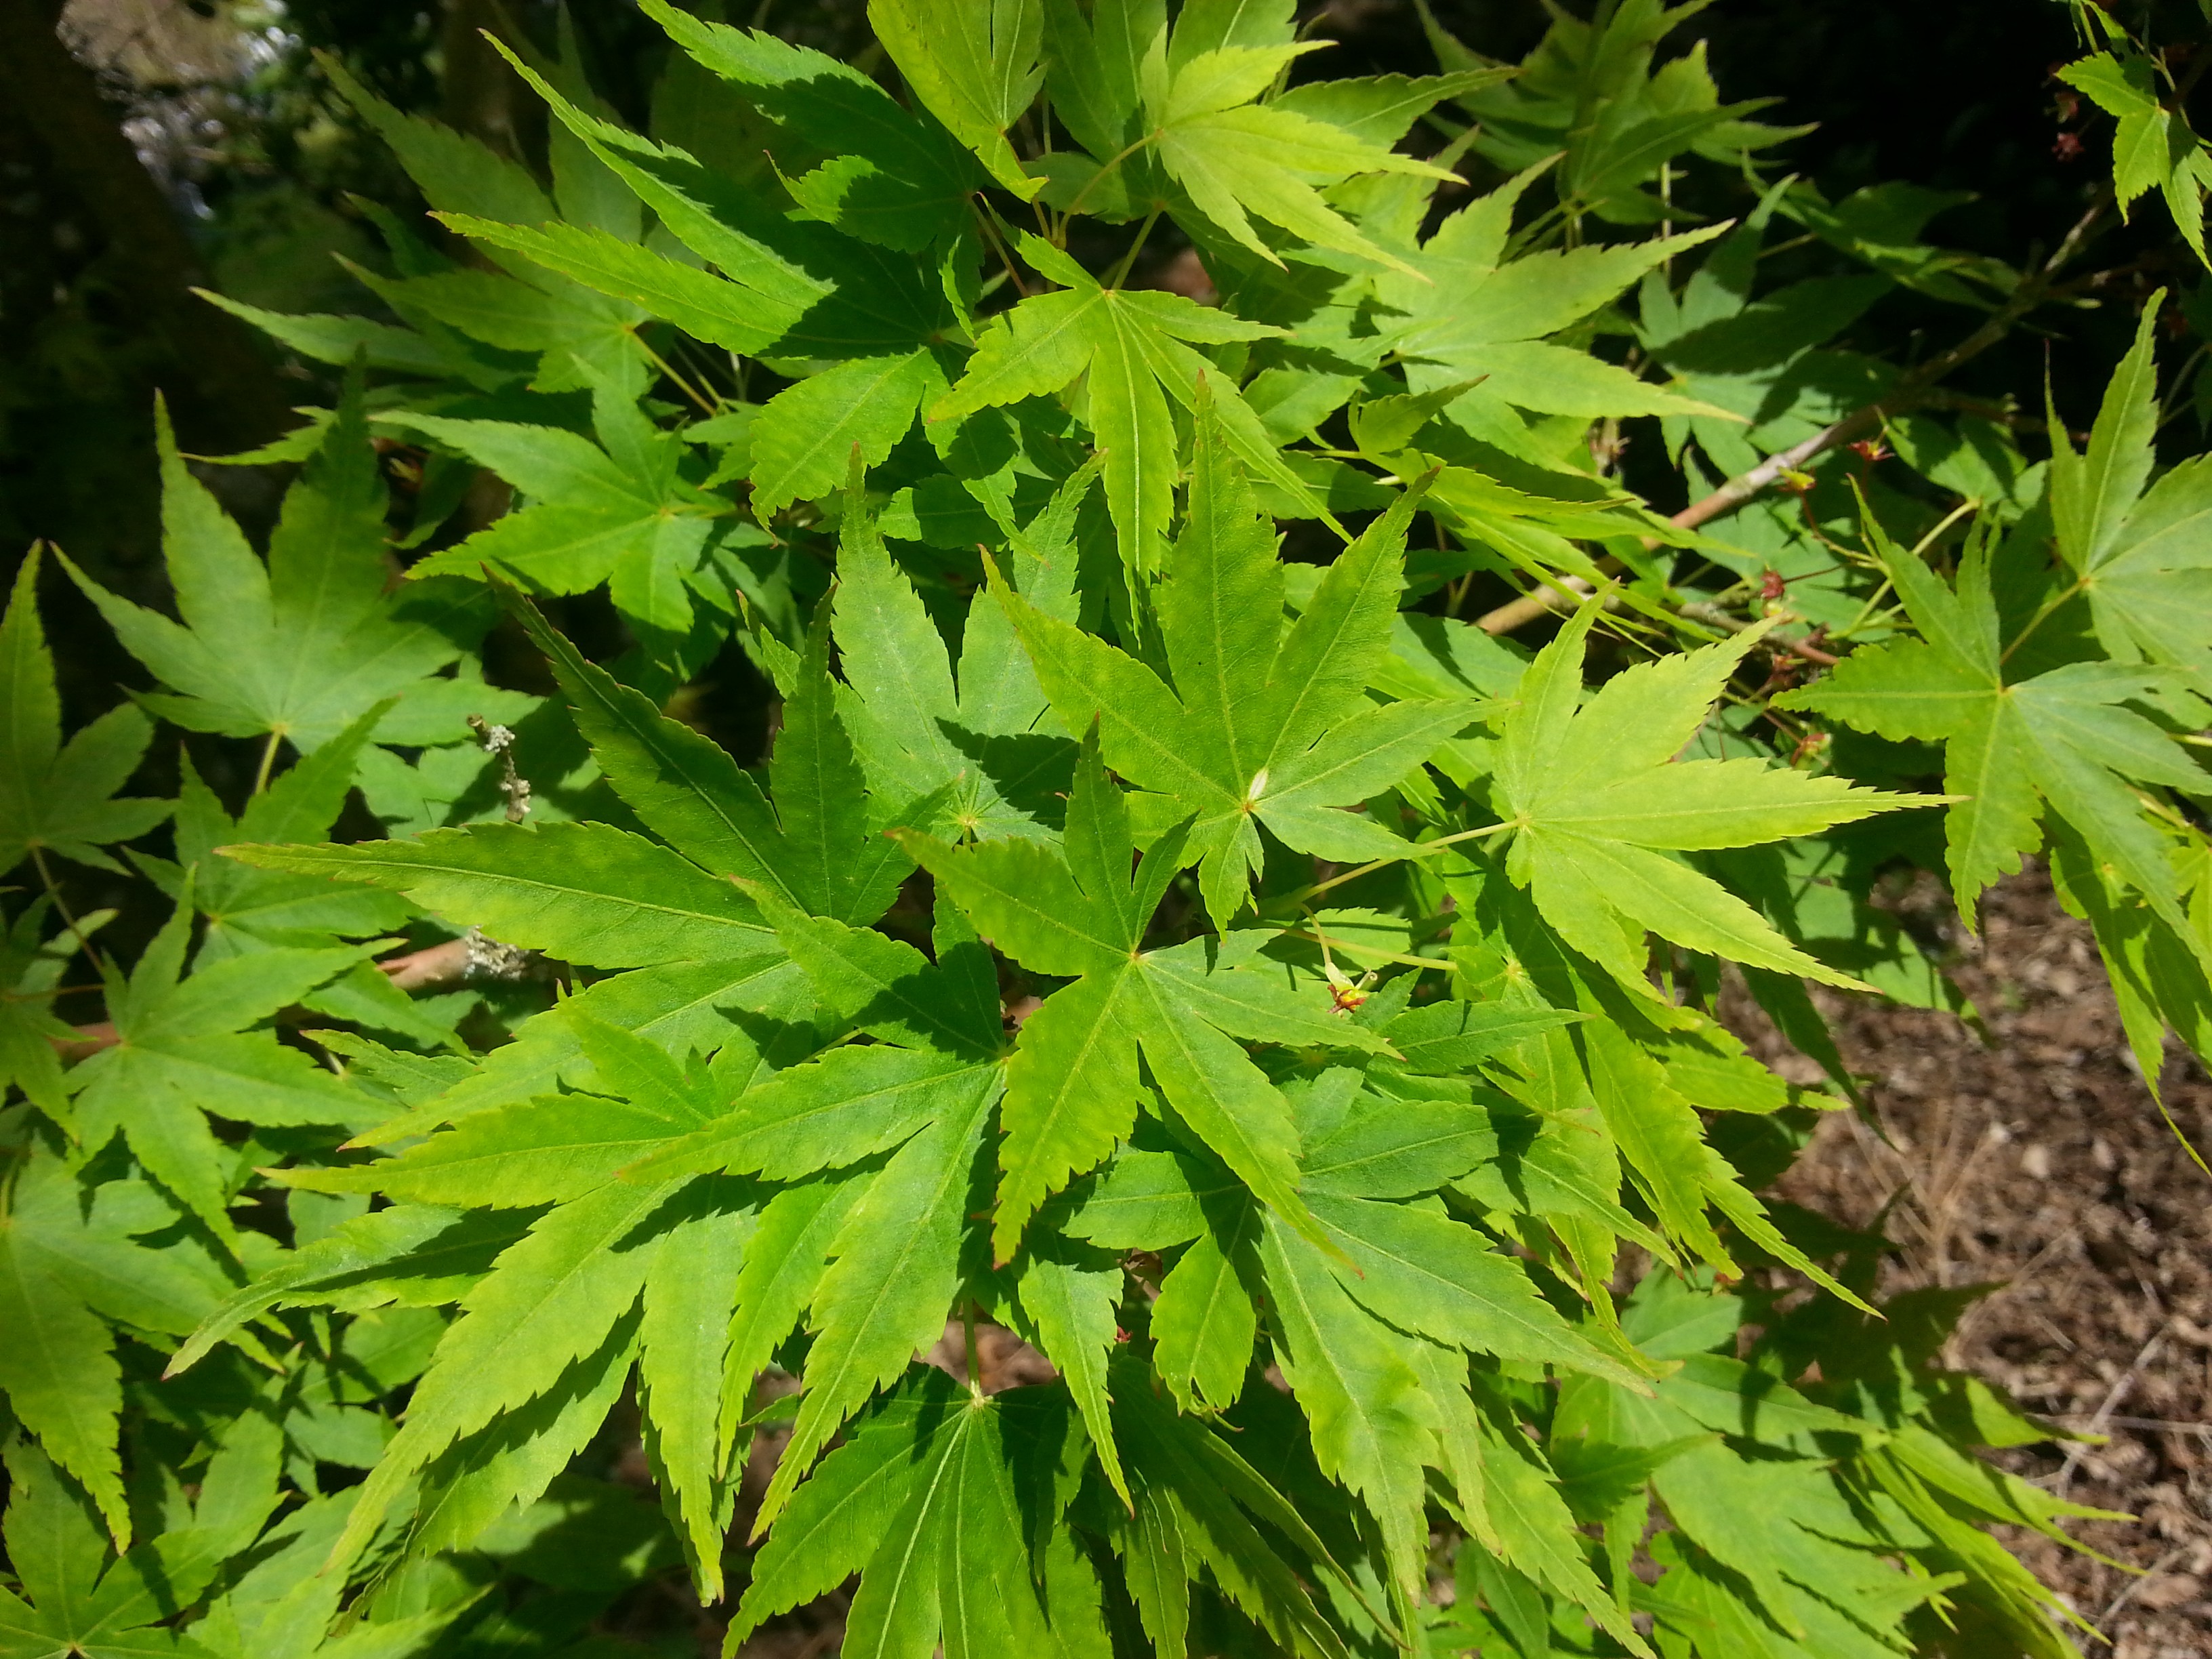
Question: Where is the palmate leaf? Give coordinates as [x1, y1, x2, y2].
[1139, 40, 1460, 277]
[899, 727, 1386, 1262]
[624, 894, 1006, 1534]
[230, 554, 901, 950]
[1778, 512, 2211, 943]
[737, 1375, 1107, 1658]
[515, 591, 914, 923]
[0, 1426, 287, 1656]
[2058, 54, 2212, 267]
[68, 887, 369, 1243]
[260, 1004, 762, 1599]
[0, 550, 169, 879]
[932, 232, 1313, 576]
[988, 394, 1477, 920]
[135, 707, 447, 1047]
[61, 390, 483, 754]
[1044, 0, 1458, 274]
[1493, 598, 1927, 996]
[0, 1149, 233, 1547]
[466, 24, 961, 386]
[2047, 296, 2212, 691]
[869, 0, 1045, 201]
[830, 493, 1078, 842]
[1376, 163, 1734, 424]
[391, 384, 726, 649]
[641, 0, 980, 253]
[312, 52, 671, 400]
[319, 1174, 691, 1571]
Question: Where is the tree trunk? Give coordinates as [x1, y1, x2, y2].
[0, 0, 296, 453]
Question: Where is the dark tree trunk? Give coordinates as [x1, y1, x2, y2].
[0, 0, 297, 454]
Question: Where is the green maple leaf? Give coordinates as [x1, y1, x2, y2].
[1491, 599, 1927, 996]
[932, 230, 1314, 576]
[625, 888, 1013, 1529]
[642, 0, 981, 252]
[392, 384, 729, 650]
[131, 708, 448, 1048]
[829, 489, 1079, 843]
[439, 34, 966, 522]
[67, 886, 370, 1244]
[0, 549, 169, 878]
[314, 1173, 695, 1572]
[869, 0, 1046, 201]
[516, 591, 918, 924]
[2046, 295, 2212, 691]
[735, 1374, 1105, 1656]
[1, 1431, 280, 1649]
[1778, 514, 2211, 944]
[222, 600, 964, 979]
[899, 726, 1389, 1263]
[987, 395, 1479, 921]
[159, 714, 411, 957]
[1375, 162, 1734, 424]
[2058, 54, 2212, 266]
[0, 1150, 235, 1544]
[1047, 1, 1458, 274]
[0, 902, 96, 1120]
[319, 52, 667, 397]
[61, 392, 483, 755]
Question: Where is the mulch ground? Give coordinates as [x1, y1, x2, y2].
[1772, 869, 2212, 1657]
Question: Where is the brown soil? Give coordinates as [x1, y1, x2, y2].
[1773, 870, 2212, 1657]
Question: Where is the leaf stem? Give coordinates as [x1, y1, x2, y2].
[971, 199, 1030, 298]
[252, 728, 283, 795]
[1104, 206, 1162, 290]
[1263, 820, 1519, 914]
[962, 1300, 984, 1399]
[1275, 928, 1458, 974]
[634, 335, 718, 417]
[28, 844, 103, 975]
[1064, 130, 1161, 219]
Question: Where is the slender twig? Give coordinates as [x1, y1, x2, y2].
[1476, 188, 2116, 636]
[2053, 1323, 2167, 1498]
[2099, 1543, 2187, 1628]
